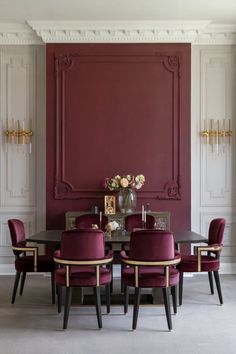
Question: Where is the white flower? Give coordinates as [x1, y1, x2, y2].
[120, 178, 129, 188]
[104, 174, 145, 191]
[135, 174, 145, 184]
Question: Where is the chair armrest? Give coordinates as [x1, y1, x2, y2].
[197, 244, 223, 271]
[12, 246, 38, 271]
[120, 255, 181, 288]
[53, 255, 114, 267]
[121, 257, 181, 267]
[53, 254, 114, 288]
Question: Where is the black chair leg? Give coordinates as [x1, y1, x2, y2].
[51, 271, 56, 304]
[105, 284, 110, 314]
[94, 287, 102, 329]
[12, 271, 21, 304]
[63, 287, 72, 330]
[179, 272, 184, 306]
[171, 286, 177, 314]
[162, 287, 172, 330]
[124, 284, 129, 314]
[57, 285, 62, 314]
[213, 270, 223, 305]
[20, 272, 26, 296]
[132, 287, 141, 330]
[208, 271, 214, 294]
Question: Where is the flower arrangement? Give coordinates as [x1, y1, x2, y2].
[104, 174, 145, 191]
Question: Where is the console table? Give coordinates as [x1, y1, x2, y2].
[65, 211, 170, 230]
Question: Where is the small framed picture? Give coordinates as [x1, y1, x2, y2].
[104, 195, 116, 214]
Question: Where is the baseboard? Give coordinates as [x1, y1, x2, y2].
[0, 264, 15, 275]
[220, 263, 236, 274]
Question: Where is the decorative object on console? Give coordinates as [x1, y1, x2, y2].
[4, 118, 33, 152]
[104, 195, 116, 214]
[201, 119, 232, 153]
[104, 174, 145, 213]
[105, 221, 120, 234]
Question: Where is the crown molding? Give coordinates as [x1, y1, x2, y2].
[28, 20, 236, 45]
[195, 24, 236, 45]
[28, 20, 211, 44]
[0, 23, 42, 45]
[0, 21, 236, 45]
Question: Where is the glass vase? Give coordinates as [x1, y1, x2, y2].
[118, 188, 137, 213]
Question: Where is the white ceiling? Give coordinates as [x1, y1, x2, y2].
[0, 0, 235, 24]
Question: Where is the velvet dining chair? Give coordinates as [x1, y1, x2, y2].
[54, 229, 113, 330]
[177, 218, 226, 305]
[74, 213, 113, 292]
[75, 214, 108, 232]
[8, 219, 55, 304]
[120, 230, 181, 331]
[124, 214, 155, 232]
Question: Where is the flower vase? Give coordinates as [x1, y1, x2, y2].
[118, 188, 137, 213]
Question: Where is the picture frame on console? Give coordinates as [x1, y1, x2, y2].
[104, 196, 116, 214]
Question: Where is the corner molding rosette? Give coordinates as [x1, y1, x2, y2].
[27, 20, 236, 45]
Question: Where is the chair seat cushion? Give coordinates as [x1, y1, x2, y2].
[55, 266, 111, 287]
[122, 266, 179, 288]
[15, 255, 55, 272]
[177, 255, 220, 272]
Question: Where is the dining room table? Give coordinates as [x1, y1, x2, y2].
[26, 229, 208, 247]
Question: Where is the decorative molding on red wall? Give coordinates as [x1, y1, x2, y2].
[54, 50, 182, 200]
[46, 44, 190, 230]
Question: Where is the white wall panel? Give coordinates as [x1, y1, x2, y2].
[0, 48, 36, 207]
[0, 46, 45, 270]
[200, 50, 235, 206]
[192, 45, 236, 272]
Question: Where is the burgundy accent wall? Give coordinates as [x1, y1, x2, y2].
[46, 44, 191, 231]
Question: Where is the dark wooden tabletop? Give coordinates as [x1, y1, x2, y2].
[26, 229, 207, 245]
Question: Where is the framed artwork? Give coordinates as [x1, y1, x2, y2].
[104, 196, 116, 214]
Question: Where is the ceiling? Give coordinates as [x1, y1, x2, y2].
[0, 0, 235, 24]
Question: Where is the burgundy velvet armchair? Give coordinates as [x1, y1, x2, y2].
[177, 218, 226, 305]
[124, 214, 155, 232]
[54, 229, 113, 330]
[75, 214, 108, 232]
[8, 219, 55, 304]
[120, 230, 181, 331]
[75, 213, 113, 292]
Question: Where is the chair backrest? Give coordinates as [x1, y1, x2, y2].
[75, 214, 108, 232]
[124, 214, 155, 232]
[129, 230, 175, 261]
[60, 229, 105, 260]
[208, 218, 226, 245]
[8, 219, 26, 256]
[8, 219, 26, 246]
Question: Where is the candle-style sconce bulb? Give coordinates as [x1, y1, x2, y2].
[200, 118, 232, 153]
[4, 117, 33, 152]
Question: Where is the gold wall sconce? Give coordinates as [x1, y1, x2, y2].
[4, 119, 33, 152]
[201, 119, 232, 153]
